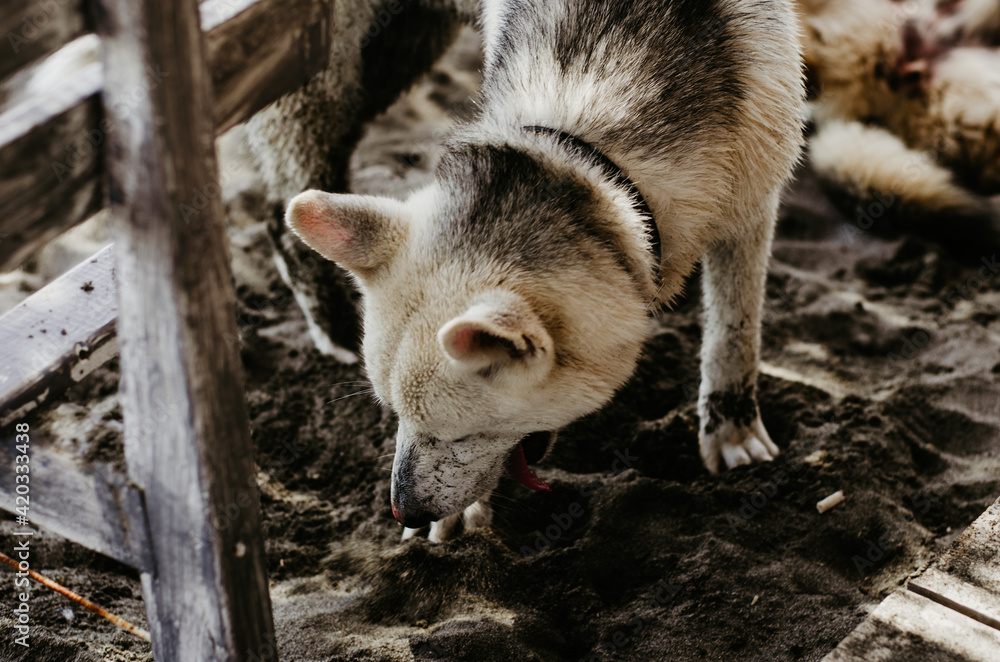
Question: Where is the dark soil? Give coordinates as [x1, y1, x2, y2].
[1, 27, 998, 662]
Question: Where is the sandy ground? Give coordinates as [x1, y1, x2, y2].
[2, 27, 999, 662]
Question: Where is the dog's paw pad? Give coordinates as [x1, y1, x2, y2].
[720, 433, 778, 468]
[701, 416, 780, 474]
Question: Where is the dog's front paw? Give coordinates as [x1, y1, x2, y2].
[699, 415, 779, 474]
[400, 500, 492, 543]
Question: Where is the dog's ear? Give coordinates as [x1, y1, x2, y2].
[286, 190, 408, 277]
[439, 291, 554, 375]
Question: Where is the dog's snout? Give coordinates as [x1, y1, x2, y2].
[390, 496, 435, 529]
[390, 442, 437, 527]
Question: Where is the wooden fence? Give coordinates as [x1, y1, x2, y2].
[0, 0, 335, 658]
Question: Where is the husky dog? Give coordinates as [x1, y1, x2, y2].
[285, 0, 804, 540]
[799, 0, 1000, 231]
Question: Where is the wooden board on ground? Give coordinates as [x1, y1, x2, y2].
[908, 498, 1000, 631]
[823, 497, 1000, 661]
[823, 589, 1000, 662]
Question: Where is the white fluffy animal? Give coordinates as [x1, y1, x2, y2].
[281, 0, 805, 541]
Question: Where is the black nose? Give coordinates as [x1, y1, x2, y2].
[391, 499, 435, 529]
[391, 444, 436, 528]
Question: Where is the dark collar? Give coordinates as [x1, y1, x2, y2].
[524, 125, 661, 280]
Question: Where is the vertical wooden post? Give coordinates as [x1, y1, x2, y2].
[94, 0, 278, 659]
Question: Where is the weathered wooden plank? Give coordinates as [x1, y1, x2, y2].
[97, 0, 276, 657]
[823, 590, 1000, 662]
[0, 0, 331, 272]
[909, 567, 1000, 632]
[0, 0, 92, 82]
[0, 244, 117, 427]
[202, 0, 332, 133]
[824, 497, 1000, 660]
[0, 431, 150, 571]
[921, 497, 1000, 596]
[906, 497, 1000, 633]
[0, 35, 104, 271]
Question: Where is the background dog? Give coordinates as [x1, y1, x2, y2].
[799, 0, 1000, 247]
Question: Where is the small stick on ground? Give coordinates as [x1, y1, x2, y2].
[0, 550, 150, 641]
[816, 490, 846, 514]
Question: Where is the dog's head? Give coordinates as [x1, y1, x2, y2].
[286, 143, 654, 527]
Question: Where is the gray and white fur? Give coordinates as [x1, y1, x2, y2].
[283, 0, 805, 539]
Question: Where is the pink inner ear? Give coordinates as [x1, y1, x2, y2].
[449, 327, 481, 358]
[291, 197, 349, 254]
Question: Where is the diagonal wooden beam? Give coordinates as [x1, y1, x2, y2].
[0, 0, 93, 82]
[0, 244, 118, 427]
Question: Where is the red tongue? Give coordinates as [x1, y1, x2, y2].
[505, 443, 551, 492]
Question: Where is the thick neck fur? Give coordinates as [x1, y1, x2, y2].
[437, 131, 662, 303]
[462, 0, 805, 306]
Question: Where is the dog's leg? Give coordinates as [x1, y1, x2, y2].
[698, 198, 781, 473]
[459, 498, 493, 531]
